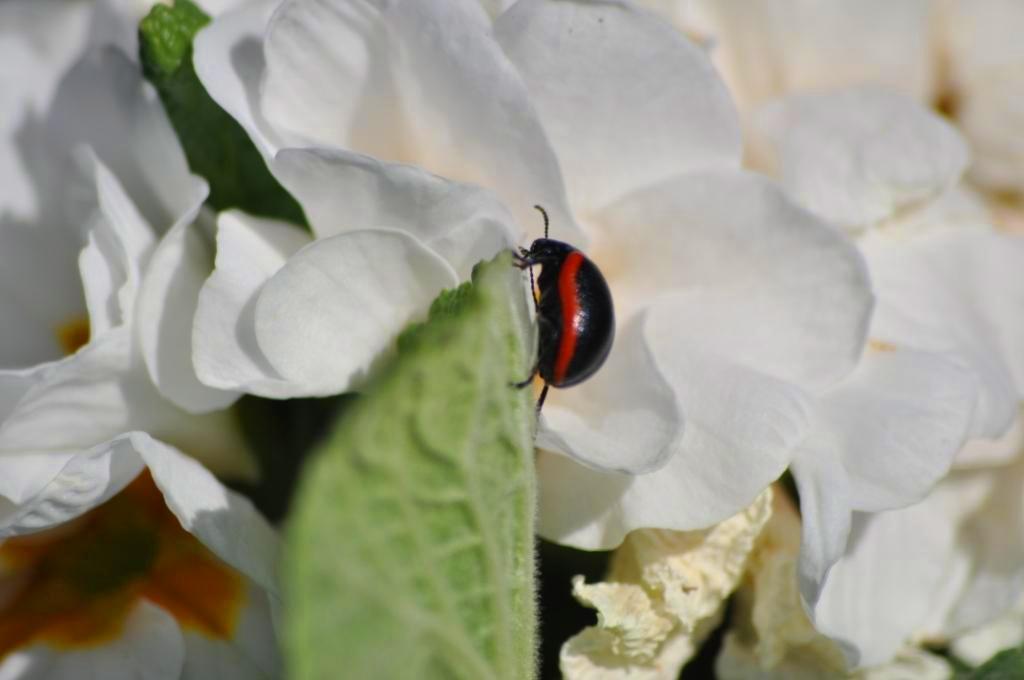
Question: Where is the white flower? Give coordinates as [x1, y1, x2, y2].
[812, 450, 1024, 668]
[193, 0, 874, 548]
[638, 0, 936, 116]
[747, 85, 1024, 667]
[640, 0, 1024, 219]
[0, 432, 281, 679]
[0, 0, 108, 221]
[716, 492, 954, 680]
[0, 21, 256, 523]
[937, 0, 1024, 194]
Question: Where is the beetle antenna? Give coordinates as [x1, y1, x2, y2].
[534, 204, 549, 239]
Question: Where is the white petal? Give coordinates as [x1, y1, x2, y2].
[136, 432, 280, 596]
[813, 469, 1005, 668]
[537, 311, 684, 476]
[0, 368, 40, 424]
[272, 147, 517, 278]
[683, 0, 934, 113]
[79, 224, 122, 337]
[863, 229, 1024, 440]
[0, 450, 76, 511]
[806, 380, 1020, 665]
[956, 409, 1024, 469]
[137, 211, 241, 414]
[254, 229, 458, 396]
[260, 0, 403, 154]
[750, 87, 968, 231]
[814, 511, 946, 668]
[477, 0, 514, 20]
[193, 0, 285, 159]
[0, 330, 257, 482]
[856, 647, 953, 680]
[179, 583, 281, 680]
[792, 346, 979, 618]
[193, 211, 310, 398]
[0, 329, 135, 450]
[262, 0, 578, 241]
[824, 348, 977, 512]
[595, 170, 872, 392]
[495, 0, 741, 214]
[0, 600, 185, 680]
[0, 0, 93, 220]
[538, 339, 802, 547]
[47, 47, 199, 231]
[0, 218, 84, 367]
[0, 435, 144, 537]
[790, 434, 852, 611]
[76, 151, 160, 326]
[0, 435, 279, 675]
[938, 463, 1024, 636]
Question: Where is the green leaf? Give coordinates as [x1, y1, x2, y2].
[138, 0, 307, 226]
[284, 252, 538, 680]
[964, 646, 1024, 680]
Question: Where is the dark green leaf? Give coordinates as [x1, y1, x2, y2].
[138, 0, 307, 226]
[965, 645, 1024, 680]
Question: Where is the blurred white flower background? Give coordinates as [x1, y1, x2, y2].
[1, 0, 1023, 679]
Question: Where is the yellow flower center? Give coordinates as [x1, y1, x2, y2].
[0, 472, 245, 658]
[867, 339, 898, 353]
[54, 317, 90, 356]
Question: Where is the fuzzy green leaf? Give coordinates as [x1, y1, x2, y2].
[284, 252, 537, 680]
[138, 0, 307, 226]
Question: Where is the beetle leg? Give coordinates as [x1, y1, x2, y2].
[512, 363, 538, 389]
[512, 254, 535, 269]
[536, 383, 550, 413]
[513, 251, 541, 311]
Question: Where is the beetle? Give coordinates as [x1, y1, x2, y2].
[513, 206, 615, 412]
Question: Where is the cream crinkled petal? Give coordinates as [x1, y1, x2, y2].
[716, 491, 848, 680]
[561, 490, 772, 679]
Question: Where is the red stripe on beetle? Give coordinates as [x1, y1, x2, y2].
[553, 251, 585, 384]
